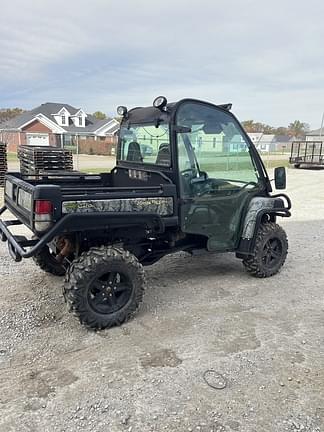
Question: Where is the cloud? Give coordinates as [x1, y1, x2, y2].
[1, 0, 324, 128]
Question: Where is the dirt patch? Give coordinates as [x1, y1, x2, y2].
[140, 349, 182, 368]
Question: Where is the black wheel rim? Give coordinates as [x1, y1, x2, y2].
[262, 237, 283, 269]
[87, 271, 133, 315]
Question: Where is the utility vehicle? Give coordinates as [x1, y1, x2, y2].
[0, 96, 291, 330]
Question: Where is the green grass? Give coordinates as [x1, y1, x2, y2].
[84, 160, 289, 175]
[262, 159, 290, 168]
[7, 152, 18, 161]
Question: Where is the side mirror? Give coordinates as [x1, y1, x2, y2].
[274, 166, 286, 189]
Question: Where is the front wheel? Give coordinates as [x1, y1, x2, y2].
[243, 222, 288, 278]
[63, 246, 145, 330]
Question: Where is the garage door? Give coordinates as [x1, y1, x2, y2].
[26, 134, 49, 146]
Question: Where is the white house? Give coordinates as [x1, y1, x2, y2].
[305, 128, 324, 142]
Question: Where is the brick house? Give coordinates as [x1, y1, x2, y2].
[0, 103, 119, 154]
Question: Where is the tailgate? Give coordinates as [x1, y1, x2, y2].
[4, 173, 63, 231]
[4, 174, 35, 228]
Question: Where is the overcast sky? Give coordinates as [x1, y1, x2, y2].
[1, 0, 323, 129]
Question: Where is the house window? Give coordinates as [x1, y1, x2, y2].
[78, 117, 82, 126]
[62, 115, 66, 125]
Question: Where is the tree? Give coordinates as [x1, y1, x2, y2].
[287, 120, 310, 138]
[242, 120, 275, 134]
[92, 111, 107, 120]
[241, 120, 255, 132]
[0, 108, 25, 145]
[242, 119, 310, 137]
[0, 107, 25, 124]
[261, 124, 276, 134]
[274, 127, 289, 136]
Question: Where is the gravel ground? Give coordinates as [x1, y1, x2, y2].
[0, 168, 323, 432]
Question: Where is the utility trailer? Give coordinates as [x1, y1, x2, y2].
[289, 141, 324, 168]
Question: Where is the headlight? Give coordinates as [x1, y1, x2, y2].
[153, 96, 167, 110]
[18, 189, 32, 211]
[117, 106, 127, 116]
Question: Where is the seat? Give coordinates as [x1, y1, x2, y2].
[155, 143, 171, 166]
[126, 141, 143, 162]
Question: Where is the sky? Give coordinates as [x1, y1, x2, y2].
[0, 0, 323, 129]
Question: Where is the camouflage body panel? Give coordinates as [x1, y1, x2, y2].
[62, 197, 174, 216]
[241, 197, 276, 239]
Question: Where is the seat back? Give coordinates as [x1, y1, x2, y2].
[126, 141, 143, 162]
[156, 143, 171, 166]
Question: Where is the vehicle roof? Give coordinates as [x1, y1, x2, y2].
[126, 103, 176, 125]
[124, 99, 232, 125]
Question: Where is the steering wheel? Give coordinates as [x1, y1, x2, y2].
[180, 168, 198, 183]
[240, 181, 258, 190]
[181, 168, 195, 175]
[192, 178, 214, 196]
[196, 180, 258, 197]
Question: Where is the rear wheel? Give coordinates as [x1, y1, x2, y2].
[33, 246, 66, 276]
[243, 222, 288, 278]
[294, 163, 301, 168]
[63, 246, 145, 330]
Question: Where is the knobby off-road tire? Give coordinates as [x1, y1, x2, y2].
[243, 222, 288, 278]
[63, 246, 145, 330]
[33, 246, 66, 276]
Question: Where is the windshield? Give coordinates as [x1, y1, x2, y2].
[119, 123, 171, 167]
[176, 102, 260, 186]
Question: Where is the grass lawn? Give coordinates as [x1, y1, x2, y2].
[262, 159, 290, 168]
[83, 159, 289, 174]
[6, 150, 289, 174]
[7, 152, 18, 161]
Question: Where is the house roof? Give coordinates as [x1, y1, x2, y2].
[307, 128, 324, 136]
[249, 134, 276, 145]
[247, 132, 263, 142]
[258, 134, 275, 143]
[93, 122, 120, 138]
[273, 135, 293, 142]
[0, 102, 115, 134]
